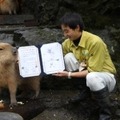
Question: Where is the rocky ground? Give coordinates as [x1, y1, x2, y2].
[0, 87, 120, 120]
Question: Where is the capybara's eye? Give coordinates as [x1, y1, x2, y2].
[0, 48, 3, 50]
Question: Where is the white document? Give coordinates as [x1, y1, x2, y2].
[18, 42, 65, 77]
[18, 46, 41, 78]
[41, 42, 65, 74]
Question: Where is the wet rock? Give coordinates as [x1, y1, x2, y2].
[32, 108, 77, 120]
[13, 28, 63, 46]
[0, 33, 13, 44]
[115, 109, 120, 117]
[0, 112, 23, 120]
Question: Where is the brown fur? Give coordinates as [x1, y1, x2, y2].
[0, 0, 19, 14]
[0, 42, 41, 106]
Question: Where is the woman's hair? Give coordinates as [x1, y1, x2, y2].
[59, 12, 85, 31]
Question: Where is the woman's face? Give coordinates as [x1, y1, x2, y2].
[61, 24, 81, 41]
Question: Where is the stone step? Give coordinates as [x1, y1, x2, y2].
[0, 15, 39, 26]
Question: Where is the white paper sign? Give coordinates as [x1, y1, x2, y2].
[41, 42, 65, 74]
[18, 46, 41, 77]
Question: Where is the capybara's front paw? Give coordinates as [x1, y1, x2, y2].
[9, 102, 18, 108]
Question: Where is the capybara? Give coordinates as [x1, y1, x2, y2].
[0, 42, 41, 107]
[0, 0, 19, 14]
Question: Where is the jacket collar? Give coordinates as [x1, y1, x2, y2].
[70, 30, 86, 48]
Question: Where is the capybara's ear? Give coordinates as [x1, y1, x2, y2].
[12, 47, 17, 54]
